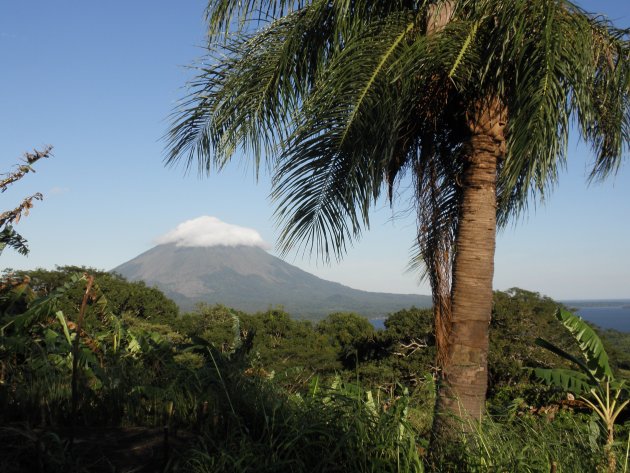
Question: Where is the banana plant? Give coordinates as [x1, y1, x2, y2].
[1, 272, 126, 426]
[533, 308, 628, 473]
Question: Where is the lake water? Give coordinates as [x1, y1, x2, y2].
[575, 306, 630, 333]
[370, 305, 630, 333]
[371, 318, 386, 330]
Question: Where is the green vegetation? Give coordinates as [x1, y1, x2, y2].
[1, 269, 627, 471]
[7, 266, 180, 324]
[534, 309, 629, 472]
[166, 0, 630, 433]
[3, 2, 628, 470]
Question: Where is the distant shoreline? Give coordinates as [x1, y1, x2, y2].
[371, 302, 630, 333]
[562, 299, 630, 309]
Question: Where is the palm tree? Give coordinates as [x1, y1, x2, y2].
[166, 0, 629, 434]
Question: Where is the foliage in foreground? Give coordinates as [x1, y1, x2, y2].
[432, 412, 616, 473]
[176, 376, 424, 473]
[534, 309, 629, 472]
[1, 272, 629, 471]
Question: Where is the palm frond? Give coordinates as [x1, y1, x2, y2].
[166, 12, 306, 174]
[272, 13, 423, 260]
[205, 0, 307, 39]
[488, 0, 630, 224]
[168, 0, 629, 278]
[204, 0, 427, 41]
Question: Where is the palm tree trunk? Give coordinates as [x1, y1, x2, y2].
[434, 97, 506, 434]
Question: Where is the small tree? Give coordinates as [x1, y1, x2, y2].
[533, 309, 629, 473]
[0, 146, 52, 256]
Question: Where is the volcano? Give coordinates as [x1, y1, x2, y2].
[112, 244, 431, 320]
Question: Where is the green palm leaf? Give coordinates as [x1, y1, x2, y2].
[272, 13, 422, 260]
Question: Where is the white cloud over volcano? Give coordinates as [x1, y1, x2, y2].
[156, 216, 270, 249]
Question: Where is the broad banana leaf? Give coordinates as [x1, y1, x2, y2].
[555, 308, 613, 381]
[532, 367, 593, 395]
[534, 337, 598, 384]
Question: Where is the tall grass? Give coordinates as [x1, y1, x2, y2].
[430, 411, 614, 472]
[174, 375, 424, 473]
[174, 369, 630, 473]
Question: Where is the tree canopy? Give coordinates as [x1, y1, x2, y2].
[3, 266, 179, 324]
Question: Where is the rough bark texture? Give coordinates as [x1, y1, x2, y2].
[433, 97, 506, 434]
[432, 245, 452, 369]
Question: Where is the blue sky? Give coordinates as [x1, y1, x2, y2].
[1, 0, 628, 300]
